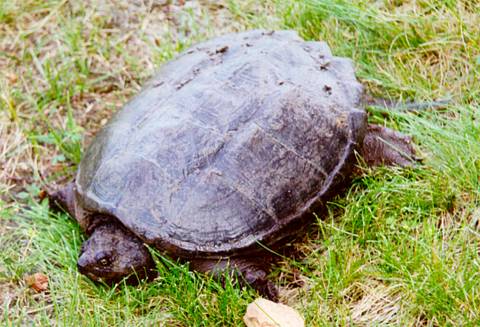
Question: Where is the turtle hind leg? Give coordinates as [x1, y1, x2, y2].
[189, 257, 279, 301]
[361, 124, 418, 167]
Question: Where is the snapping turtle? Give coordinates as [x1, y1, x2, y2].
[50, 30, 414, 300]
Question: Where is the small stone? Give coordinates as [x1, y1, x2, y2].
[244, 298, 304, 327]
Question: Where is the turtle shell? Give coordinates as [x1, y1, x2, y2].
[73, 30, 367, 257]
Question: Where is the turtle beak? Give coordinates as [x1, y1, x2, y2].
[77, 253, 97, 280]
[77, 253, 114, 282]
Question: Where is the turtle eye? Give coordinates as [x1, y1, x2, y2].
[99, 258, 110, 266]
[94, 251, 112, 266]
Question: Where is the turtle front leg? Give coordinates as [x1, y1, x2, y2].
[47, 182, 77, 217]
[360, 124, 417, 167]
[189, 257, 279, 301]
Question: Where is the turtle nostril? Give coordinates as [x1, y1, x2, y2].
[77, 253, 88, 270]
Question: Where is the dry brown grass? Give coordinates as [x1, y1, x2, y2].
[1, 1, 280, 324]
[2, 0, 480, 325]
[347, 281, 403, 326]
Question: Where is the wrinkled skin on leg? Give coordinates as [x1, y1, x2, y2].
[77, 223, 155, 284]
[361, 124, 417, 167]
[48, 182, 76, 217]
[189, 257, 279, 301]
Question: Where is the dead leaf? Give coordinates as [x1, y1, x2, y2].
[25, 273, 49, 293]
[7, 72, 18, 84]
[244, 298, 304, 327]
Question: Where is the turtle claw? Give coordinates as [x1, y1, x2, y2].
[241, 264, 279, 301]
[248, 276, 279, 302]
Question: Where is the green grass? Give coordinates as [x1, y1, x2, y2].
[1, 0, 480, 325]
[1, 202, 255, 325]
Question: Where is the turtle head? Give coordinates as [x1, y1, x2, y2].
[77, 222, 155, 284]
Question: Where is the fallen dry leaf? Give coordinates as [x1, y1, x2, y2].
[244, 298, 304, 327]
[7, 72, 18, 84]
[25, 273, 49, 293]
